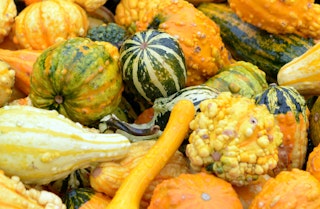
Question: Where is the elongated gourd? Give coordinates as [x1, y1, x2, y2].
[106, 100, 195, 209]
[277, 42, 320, 96]
[0, 105, 131, 185]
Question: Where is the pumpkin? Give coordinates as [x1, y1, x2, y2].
[249, 169, 320, 209]
[63, 187, 111, 209]
[277, 41, 320, 97]
[106, 100, 195, 209]
[135, 0, 232, 86]
[90, 140, 189, 209]
[148, 172, 243, 209]
[0, 48, 41, 95]
[0, 105, 130, 185]
[310, 96, 320, 146]
[120, 29, 187, 104]
[0, 0, 16, 44]
[255, 84, 309, 175]
[29, 37, 123, 126]
[0, 169, 66, 209]
[0, 60, 15, 107]
[228, 0, 320, 39]
[13, 0, 89, 50]
[186, 92, 283, 186]
[197, 2, 315, 83]
[205, 61, 268, 98]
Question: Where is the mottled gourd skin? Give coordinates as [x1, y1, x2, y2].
[30, 37, 124, 126]
[186, 92, 283, 186]
[0, 60, 15, 107]
[228, 0, 320, 39]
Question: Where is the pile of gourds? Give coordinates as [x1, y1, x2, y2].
[1, 0, 320, 208]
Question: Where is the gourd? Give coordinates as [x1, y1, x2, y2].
[255, 84, 310, 175]
[0, 0, 17, 44]
[228, 0, 320, 39]
[205, 61, 268, 98]
[309, 96, 320, 146]
[148, 172, 243, 209]
[277, 41, 320, 97]
[249, 169, 320, 209]
[120, 29, 187, 104]
[0, 60, 15, 107]
[0, 48, 41, 95]
[29, 37, 123, 126]
[90, 140, 189, 209]
[66, 0, 107, 12]
[135, 0, 232, 86]
[0, 105, 131, 185]
[63, 187, 111, 209]
[0, 170, 66, 209]
[306, 142, 320, 182]
[106, 100, 195, 209]
[13, 0, 89, 50]
[197, 2, 315, 83]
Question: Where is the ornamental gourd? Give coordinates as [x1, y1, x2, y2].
[13, 0, 89, 50]
[309, 97, 320, 146]
[0, 0, 16, 44]
[120, 29, 187, 104]
[29, 37, 123, 126]
[0, 60, 15, 107]
[255, 84, 309, 175]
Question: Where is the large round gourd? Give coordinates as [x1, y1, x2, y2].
[120, 29, 187, 104]
[30, 37, 123, 126]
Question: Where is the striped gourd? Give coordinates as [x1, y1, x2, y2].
[255, 84, 309, 174]
[120, 29, 187, 104]
[0, 105, 130, 185]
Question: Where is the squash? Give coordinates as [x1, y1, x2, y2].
[249, 169, 320, 209]
[228, 0, 320, 39]
[0, 0, 16, 44]
[277, 41, 320, 97]
[66, 0, 107, 12]
[90, 140, 189, 209]
[29, 37, 123, 126]
[106, 100, 195, 209]
[120, 29, 187, 104]
[197, 2, 315, 83]
[204, 61, 268, 98]
[63, 187, 111, 209]
[306, 142, 320, 182]
[0, 48, 41, 95]
[255, 84, 310, 175]
[0, 105, 130, 185]
[0, 170, 66, 209]
[148, 172, 243, 209]
[13, 0, 89, 50]
[0, 60, 15, 107]
[135, 0, 232, 86]
[310, 96, 320, 146]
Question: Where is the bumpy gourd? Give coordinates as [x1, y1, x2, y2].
[0, 0, 16, 44]
[186, 92, 283, 186]
[135, 0, 232, 86]
[228, 0, 320, 39]
[13, 0, 89, 50]
[0, 105, 130, 185]
[30, 37, 123, 126]
[0, 60, 15, 107]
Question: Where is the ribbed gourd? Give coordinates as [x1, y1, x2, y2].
[29, 37, 123, 126]
[120, 29, 187, 104]
[0, 60, 15, 107]
[205, 61, 268, 98]
[0, 105, 130, 185]
[197, 2, 315, 83]
[255, 84, 310, 175]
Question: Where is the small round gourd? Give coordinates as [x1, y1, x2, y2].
[120, 29, 187, 104]
[0, 60, 15, 107]
[30, 37, 123, 126]
[0, 0, 16, 44]
[310, 96, 320, 146]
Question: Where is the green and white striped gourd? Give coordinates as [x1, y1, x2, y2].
[120, 29, 187, 104]
[0, 105, 130, 185]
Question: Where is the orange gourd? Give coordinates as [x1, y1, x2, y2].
[249, 169, 320, 209]
[0, 0, 16, 44]
[13, 0, 89, 50]
[148, 172, 243, 209]
[0, 48, 41, 95]
[306, 141, 320, 181]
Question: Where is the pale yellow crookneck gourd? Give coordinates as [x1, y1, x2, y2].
[0, 105, 131, 185]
